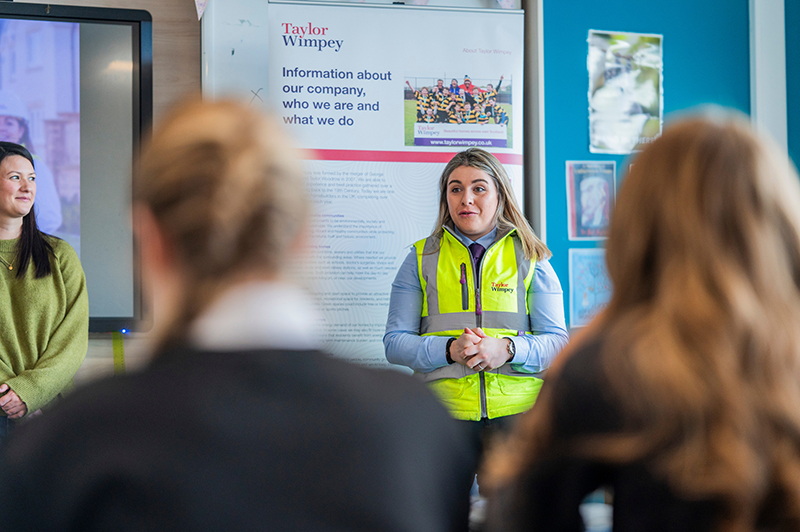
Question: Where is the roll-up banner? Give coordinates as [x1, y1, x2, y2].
[269, 1, 524, 367]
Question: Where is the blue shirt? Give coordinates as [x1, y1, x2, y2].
[384, 227, 569, 373]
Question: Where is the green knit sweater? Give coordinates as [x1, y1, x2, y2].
[0, 236, 89, 415]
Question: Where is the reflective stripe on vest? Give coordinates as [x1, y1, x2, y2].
[414, 227, 543, 421]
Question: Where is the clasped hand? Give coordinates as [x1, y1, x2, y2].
[0, 383, 28, 419]
[449, 327, 511, 372]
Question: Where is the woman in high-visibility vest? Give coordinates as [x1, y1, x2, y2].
[384, 148, 568, 463]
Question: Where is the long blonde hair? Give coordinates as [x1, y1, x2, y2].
[134, 98, 308, 348]
[487, 113, 800, 531]
[432, 148, 550, 260]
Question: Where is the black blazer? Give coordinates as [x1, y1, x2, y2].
[1, 347, 476, 532]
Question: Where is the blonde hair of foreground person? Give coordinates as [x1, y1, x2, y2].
[486, 113, 800, 531]
[431, 147, 550, 261]
[133, 98, 308, 349]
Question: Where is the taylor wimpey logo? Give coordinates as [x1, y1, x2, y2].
[491, 282, 514, 294]
[281, 22, 344, 52]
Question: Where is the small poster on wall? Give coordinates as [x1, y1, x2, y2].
[566, 160, 615, 240]
[569, 248, 613, 327]
[588, 30, 663, 154]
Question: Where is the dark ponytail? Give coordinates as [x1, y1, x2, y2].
[0, 141, 53, 279]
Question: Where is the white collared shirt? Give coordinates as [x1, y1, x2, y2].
[190, 281, 322, 351]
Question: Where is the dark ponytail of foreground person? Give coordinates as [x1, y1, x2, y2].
[485, 111, 800, 532]
[0, 141, 54, 279]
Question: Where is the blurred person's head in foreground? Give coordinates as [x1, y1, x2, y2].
[134, 98, 308, 350]
[0, 99, 479, 532]
[487, 110, 800, 530]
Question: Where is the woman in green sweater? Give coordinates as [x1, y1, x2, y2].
[0, 142, 88, 442]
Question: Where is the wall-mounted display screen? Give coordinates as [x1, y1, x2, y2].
[0, 3, 152, 332]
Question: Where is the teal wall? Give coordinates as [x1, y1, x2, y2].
[788, 0, 799, 168]
[541, 0, 751, 328]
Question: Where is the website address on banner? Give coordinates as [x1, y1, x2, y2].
[427, 139, 493, 146]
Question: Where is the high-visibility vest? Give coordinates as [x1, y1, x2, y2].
[413, 226, 543, 421]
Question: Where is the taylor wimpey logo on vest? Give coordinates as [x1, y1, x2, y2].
[491, 282, 514, 294]
[281, 23, 344, 52]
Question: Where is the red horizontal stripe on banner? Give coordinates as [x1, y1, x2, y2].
[302, 149, 523, 166]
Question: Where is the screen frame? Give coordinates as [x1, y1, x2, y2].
[0, 2, 153, 333]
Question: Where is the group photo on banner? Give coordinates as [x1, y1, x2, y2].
[405, 74, 512, 148]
